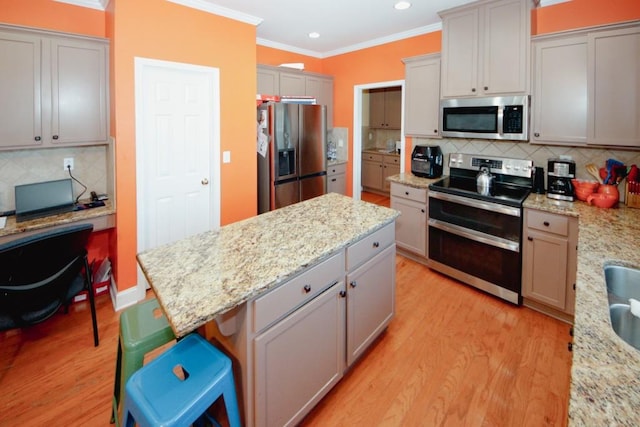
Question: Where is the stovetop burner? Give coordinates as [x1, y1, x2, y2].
[429, 153, 534, 208]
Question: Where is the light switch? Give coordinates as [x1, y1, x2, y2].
[223, 151, 231, 163]
[338, 139, 344, 147]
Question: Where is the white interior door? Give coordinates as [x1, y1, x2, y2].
[135, 58, 221, 294]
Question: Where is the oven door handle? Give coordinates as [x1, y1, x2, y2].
[428, 190, 522, 217]
[428, 218, 520, 253]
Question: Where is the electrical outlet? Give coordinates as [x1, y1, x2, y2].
[63, 157, 74, 171]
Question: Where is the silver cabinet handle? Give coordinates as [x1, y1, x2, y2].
[201, 178, 209, 185]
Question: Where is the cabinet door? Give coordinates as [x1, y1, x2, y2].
[391, 196, 427, 256]
[588, 26, 640, 147]
[306, 75, 334, 129]
[382, 156, 400, 192]
[404, 55, 440, 137]
[257, 66, 279, 95]
[362, 159, 383, 190]
[347, 243, 395, 366]
[0, 31, 43, 148]
[384, 88, 402, 129]
[254, 281, 345, 427]
[482, 0, 529, 95]
[369, 88, 386, 128]
[327, 171, 346, 195]
[440, 7, 478, 97]
[50, 37, 108, 144]
[522, 229, 568, 310]
[531, 35, 587, 144]
[279, 72, 305, 96]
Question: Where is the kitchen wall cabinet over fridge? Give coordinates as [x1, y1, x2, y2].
[439, 0, 530, 98]
[0, 26, 108, 149]
[403, 54, 440, 137]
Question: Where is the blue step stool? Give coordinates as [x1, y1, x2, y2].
[121, 333, 242, 427]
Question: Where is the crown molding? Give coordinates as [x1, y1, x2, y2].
[55, 0, 107, 11]
[166, 0, 262, 25]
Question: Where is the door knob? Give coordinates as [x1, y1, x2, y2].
[201, 178, 209, 185]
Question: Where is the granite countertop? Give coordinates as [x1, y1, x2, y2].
[137, 193, 400, 338]
[524, 194, 640, 425]
[0, 199, 115, 238]
[387, 172, 443, 189]
[328, 159, 347, 166]
[363, 148, 400, 157]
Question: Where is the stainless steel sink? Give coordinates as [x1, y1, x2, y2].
[604, 265, 640, 350]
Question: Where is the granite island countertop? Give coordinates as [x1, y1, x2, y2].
[137, 193, 400, 338]
[524, 194, 640, 425]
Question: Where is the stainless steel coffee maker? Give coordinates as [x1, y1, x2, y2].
[547, 158, 575, 201]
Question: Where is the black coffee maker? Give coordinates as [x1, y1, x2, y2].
[547, 158, 575, 201]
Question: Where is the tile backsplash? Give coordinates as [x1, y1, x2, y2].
[362, 127, 401, 151]
[413, 137, 640, 185]
[0, 146, 108, 212]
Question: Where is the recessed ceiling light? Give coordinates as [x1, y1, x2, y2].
[394, 1, 411, 10]
[308, 32, 320, 39]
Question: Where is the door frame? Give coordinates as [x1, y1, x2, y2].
[134, 57, 221, 301]
[352, 80, 405, 200]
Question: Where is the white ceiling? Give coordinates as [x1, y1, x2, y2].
[58, 0, 570, 58]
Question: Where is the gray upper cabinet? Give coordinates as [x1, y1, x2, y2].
[257, 65, 334, 129]
[587, 25, 640, 147]
[0, 25, 109, 150]
[531, 35, 588, 145]
[439, 0, 530, 98]
[403, 54, 440, 137]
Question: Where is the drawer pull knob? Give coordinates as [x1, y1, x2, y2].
[527, 236, 533, 241]
[405, 191, 409, 195]
[373, 241, 380, 248]
[543, 221, 550, 226]
[350, 281, 357, 288]
[303, 284, 311, 293]
[340, 290, 346, 298]
[421, 209, 425, 213]
[568, 342, 573, 352]
[35, 136, 41, 141]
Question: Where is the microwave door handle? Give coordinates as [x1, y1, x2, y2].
[497, 106, 504, 136]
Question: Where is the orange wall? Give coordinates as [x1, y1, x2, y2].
[0, 0, 105, 36]
[108, 0, 257, 290]
[533, 0, 640, 35]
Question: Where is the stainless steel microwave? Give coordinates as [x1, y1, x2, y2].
[440, 95, 529, 141]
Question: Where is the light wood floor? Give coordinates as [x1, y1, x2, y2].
[0, 195, 572, 426]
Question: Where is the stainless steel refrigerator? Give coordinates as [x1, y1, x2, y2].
[257, 102, 327, 214]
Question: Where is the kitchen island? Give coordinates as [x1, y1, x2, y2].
[137, 193, 400, 426]
[524, 195, 640, 426]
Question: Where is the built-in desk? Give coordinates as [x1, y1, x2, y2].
[0, 199, 115, 244]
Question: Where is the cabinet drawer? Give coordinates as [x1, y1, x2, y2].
[328, 162, 346, 176]
[253, 251, 344, 333]
[363, 152, 383, 162]
[390, 183, 427, 203]
[526, 209, 569, 236]
[384, 155, 400, 165]
[347, 222, 395, 271]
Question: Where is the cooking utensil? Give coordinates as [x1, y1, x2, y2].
[586, 163, 603, 184]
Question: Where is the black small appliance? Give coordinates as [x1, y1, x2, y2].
[532, 166, 545, 194]
[411, 145, 443, 178]
[547, 158, 575, 201]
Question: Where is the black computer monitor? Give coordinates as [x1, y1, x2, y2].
[14, 179, 75, 222]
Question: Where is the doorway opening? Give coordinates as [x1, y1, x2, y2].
[352, 80, 405, 201]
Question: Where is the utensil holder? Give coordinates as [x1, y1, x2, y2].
[625, 182, 640, 208]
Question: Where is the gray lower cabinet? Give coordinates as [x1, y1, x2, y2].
[390, 182, 428, 258]
[522, 208, 578, 322]
[207, 223, 396, 427]
[327, 162, 347, 195]
[254, 280, 345, 427]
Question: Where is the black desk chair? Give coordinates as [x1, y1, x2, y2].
[0, 223, 99, 346]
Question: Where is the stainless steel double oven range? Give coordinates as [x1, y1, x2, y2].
[428, 153, 533, 305]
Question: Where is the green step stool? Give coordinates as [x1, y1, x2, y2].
[111, 298, 176, 426]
